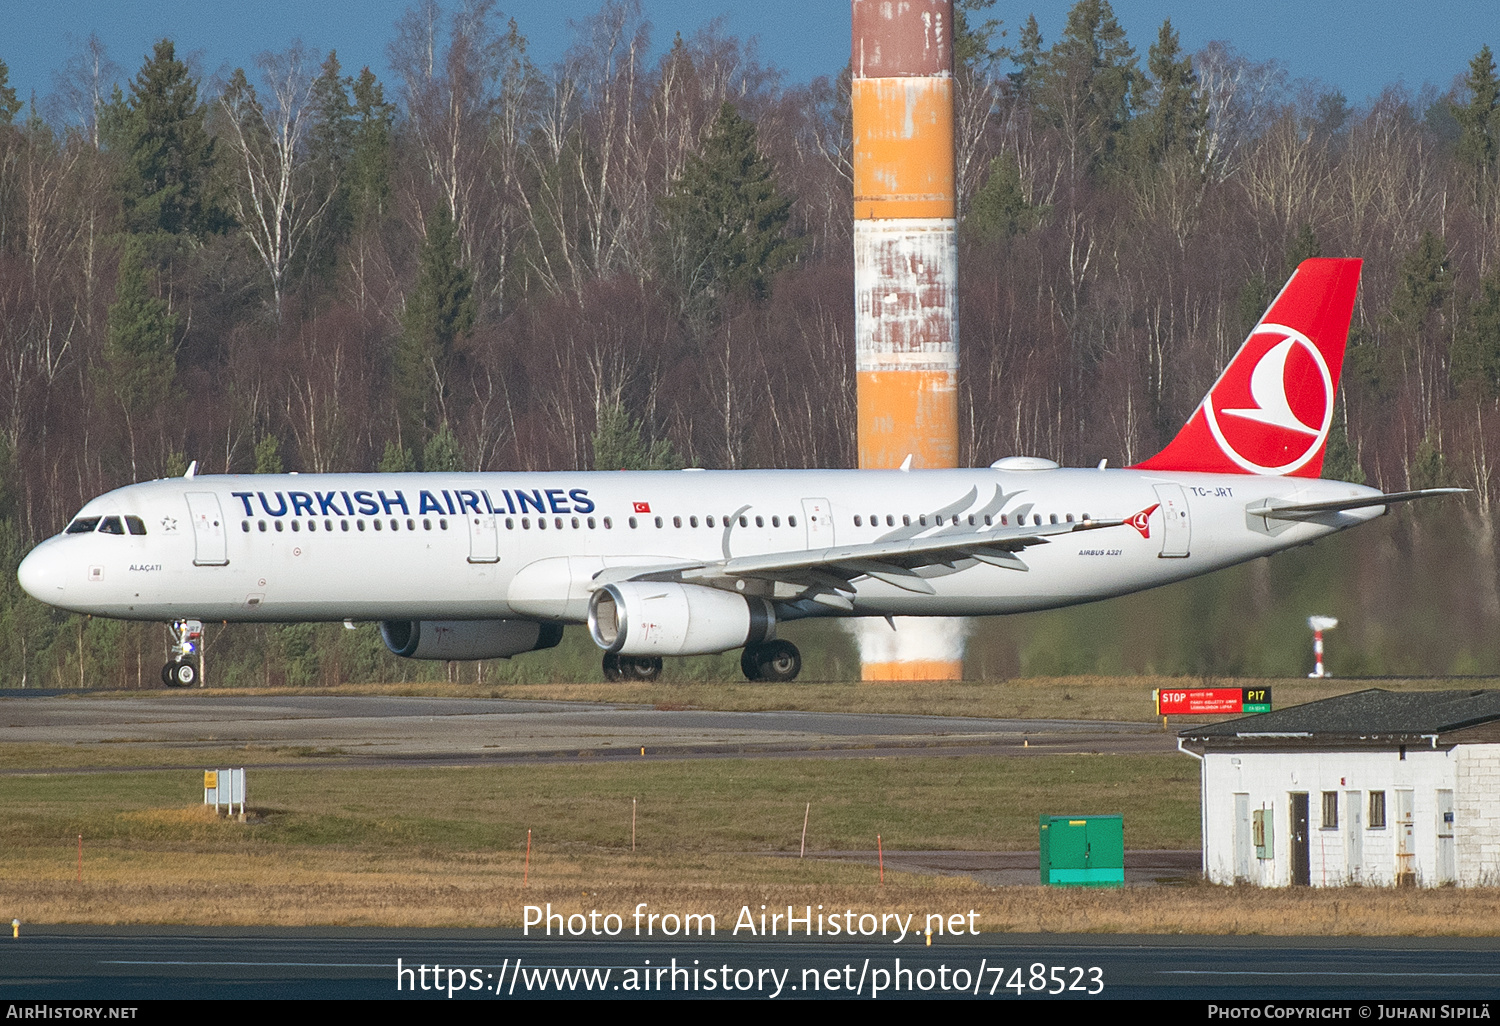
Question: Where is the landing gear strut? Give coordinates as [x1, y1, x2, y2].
[602, 653, 663, 682]
[741, 640, 801, 682]
[162, 619, 203, 688]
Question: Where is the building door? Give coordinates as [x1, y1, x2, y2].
[185, 493, 229, 566]
[1233, 793, 1252, 883]
[1345, 790, 1363, 884]
[1289, 793, 1310, 885]
[1396, 789, 1416, 884]
[1436, 789, 1456, 885]
[1152, 484, 1191, 557]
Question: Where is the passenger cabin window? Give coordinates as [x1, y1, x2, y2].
[66, 517, 101, 534]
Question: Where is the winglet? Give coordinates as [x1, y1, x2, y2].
[899, 454, 914, 472]
[184, 460, 198, 479]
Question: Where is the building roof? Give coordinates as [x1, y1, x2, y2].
[1179, 688, 1500, 747]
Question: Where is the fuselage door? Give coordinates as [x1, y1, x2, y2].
[801, 497, 835, 547]
[467, 513, 500, 564]
[1152, 484, 1191, 558]
[185, 492, 229, 566]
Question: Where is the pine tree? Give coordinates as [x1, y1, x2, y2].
[422, 422, 463, 472]
[1008, 16, 1044, 97]
[1451, 275, 1500, 396]
[114, 39, 227, 238]
[308, 52, 355, 242]
[0, 58, 20, 125]
[1454, 45, 1500, 178]
[1030, 0, 1141, 176]
[1131, 20, 1204, 168]
[254, 434, 284, 474]
[590, 402, 682, 471]
[965, 153, 1047, 241]
[396, 203, 476, 442]
[348, 68, 394, 229]
[657, 102, 799, 323]
[102, 237, 177, 479]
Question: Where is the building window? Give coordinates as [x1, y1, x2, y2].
[1369, 791, 1387, 829]
[1321, 791, 1338, 829]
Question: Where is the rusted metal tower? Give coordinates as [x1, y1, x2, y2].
[851, 0, 964, 681]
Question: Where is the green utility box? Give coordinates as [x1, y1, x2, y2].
[1039, 814, 1125, 887]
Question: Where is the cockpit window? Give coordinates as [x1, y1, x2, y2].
[65, 517, 101, 534]
[98, 516, 125, 535]
[125, 516, 147, 536]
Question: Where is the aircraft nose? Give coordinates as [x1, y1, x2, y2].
[17, 543, 62, 602]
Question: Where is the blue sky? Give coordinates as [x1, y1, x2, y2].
[4, 1, 1497, 114]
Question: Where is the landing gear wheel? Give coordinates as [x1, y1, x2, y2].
[169, 659, 198, 687]
[741, 640, 801, 682]
[161, 663, 174, 687]
[602, 652, 624, 682]
[620, 656, 662, 682]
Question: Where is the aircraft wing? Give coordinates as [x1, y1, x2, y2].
[590, 517, 1125, 607]
[1248, 488, 1467, 522]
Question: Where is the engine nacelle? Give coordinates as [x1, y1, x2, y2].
[588, 582, 775, 656]
[380, 619, 564, 661]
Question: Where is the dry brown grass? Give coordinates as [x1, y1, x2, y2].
[58, 675, 1473, 724]
[6, 848, 1498, 935]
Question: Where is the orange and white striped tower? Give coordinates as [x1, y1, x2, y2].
[851, 0, 964, 681]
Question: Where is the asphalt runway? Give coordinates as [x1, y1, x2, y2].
[3, 928, 1498, 1000]
[0, 693, 1176, 765]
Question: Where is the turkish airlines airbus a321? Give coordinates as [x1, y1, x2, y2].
[17, 258, 1463, 684]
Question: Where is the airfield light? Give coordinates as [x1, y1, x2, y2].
[1308, 616, 1339, 678]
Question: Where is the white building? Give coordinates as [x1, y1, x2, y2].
[1178, 689, 1500, 887]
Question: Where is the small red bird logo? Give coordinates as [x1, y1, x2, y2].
[1128, 504, 1159, 539]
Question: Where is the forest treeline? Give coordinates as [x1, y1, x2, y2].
[2, 0, 1499, 686]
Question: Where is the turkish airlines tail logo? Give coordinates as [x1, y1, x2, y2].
[1130, 258, 1361, 478]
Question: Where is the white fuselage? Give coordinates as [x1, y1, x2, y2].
[18, 467, 1384, 625]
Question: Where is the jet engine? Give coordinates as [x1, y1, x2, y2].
[380, 619, 564, 660]
[587, 582, 775, 656]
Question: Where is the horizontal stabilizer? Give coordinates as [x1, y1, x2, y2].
[1249, 488, 1467, 521]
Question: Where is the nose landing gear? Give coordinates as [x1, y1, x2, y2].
[162, 619, 203, 688]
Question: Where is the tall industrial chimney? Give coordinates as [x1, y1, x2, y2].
[851, 0, 965, 681]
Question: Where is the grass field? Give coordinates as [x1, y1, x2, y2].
[6, 676, 1499, 934]
[3, 749, 1499, 934]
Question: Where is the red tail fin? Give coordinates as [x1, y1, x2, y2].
[1131, 258, 1362, 477]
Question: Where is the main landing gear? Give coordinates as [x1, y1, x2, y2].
[162, 619, 203, 688]
[741, 640, 801, 682]
[600, 640, 803, 684]
[602, 652, 663, 682]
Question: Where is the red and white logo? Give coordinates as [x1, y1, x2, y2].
[1202, 324, 1334, 475]
[1128, 504, 1159, 539]
[633, 501, 651, 514]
